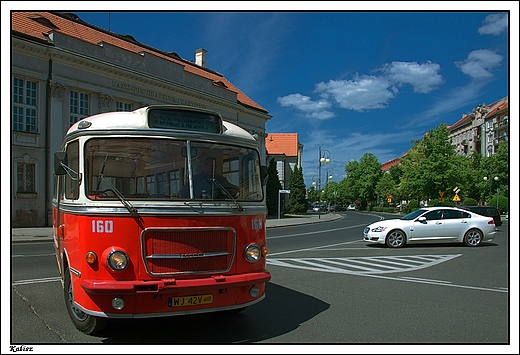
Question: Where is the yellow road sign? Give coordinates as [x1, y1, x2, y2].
[452, 194, 460, 202]
[439, 191, 445, 197]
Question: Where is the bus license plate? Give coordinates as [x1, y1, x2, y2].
[169, 294, 213, 307]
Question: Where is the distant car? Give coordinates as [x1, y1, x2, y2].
[363, 206, 497, 248]
[312, 204, 326, 212]
[334, 205, 346, 212]
[347, 204, 356, 211]
[460, 206, 502, 226]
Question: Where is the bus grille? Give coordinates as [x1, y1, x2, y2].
[142, 227, 235, 275]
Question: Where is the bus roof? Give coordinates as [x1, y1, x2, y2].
[65, 105, 258, 142]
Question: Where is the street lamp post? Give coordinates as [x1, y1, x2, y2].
[311, 176, 317, 208]
[318, 147, 331, 219]
[483, 175, 499, 206]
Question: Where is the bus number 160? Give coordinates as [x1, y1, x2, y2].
[92, 220, 114, 233]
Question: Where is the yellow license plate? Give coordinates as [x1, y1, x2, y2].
[169, 294, 213, 307]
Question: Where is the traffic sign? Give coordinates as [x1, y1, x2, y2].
[452, 194, 460, 202]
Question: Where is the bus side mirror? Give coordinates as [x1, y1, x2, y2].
[181, 147, 197, 158]
[261, 165, 268, 186]
[54, 152, 68, 175]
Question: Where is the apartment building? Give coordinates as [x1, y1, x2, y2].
[448, 96, 508, 157]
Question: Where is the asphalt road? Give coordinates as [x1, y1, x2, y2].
[9, 212, 514, 352]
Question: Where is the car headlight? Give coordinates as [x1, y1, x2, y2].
[244, 244, 261, 263]
[371, 226, 387, 233]
[107, 250, 129, 270]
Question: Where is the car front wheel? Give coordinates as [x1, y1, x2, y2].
[386, 230, 406, 248]
[463, 229, 483, 247]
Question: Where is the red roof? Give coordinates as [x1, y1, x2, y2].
[265, 133, 299, 157]
[11, 11, 267, 113]
[381, 157, 401, 171]
[485, 100, 508, 117]
[448, 113, 473, 130]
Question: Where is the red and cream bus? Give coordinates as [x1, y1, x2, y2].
[53, 105, 270, 334]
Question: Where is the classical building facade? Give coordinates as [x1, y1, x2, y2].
[11, 12, 272, 226]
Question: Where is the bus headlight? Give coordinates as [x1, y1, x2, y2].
[107, 250, 129, 270]
[244, 244, 261, 263]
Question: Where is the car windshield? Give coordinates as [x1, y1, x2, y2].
[85, 137, 263, 201]
[400, 209, 427, 220]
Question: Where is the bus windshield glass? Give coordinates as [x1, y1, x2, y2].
[85, 137, 263, 201]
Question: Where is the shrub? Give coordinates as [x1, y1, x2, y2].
[463, 198, 477, 206]
[486, 195, 508, 214]
[429, 198, 439, 207]
[404, 199, 419, 213]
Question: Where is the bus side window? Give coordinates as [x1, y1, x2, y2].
[64, 140, 80, 200]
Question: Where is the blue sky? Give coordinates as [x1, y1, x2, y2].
[4, 3, 517, 188]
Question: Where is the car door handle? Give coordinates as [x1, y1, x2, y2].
[436, 222, 443, 225]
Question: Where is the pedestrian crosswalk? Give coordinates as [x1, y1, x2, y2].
[267, 254, 461, 274]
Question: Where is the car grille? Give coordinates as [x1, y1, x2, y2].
[142, 227, 236, 276]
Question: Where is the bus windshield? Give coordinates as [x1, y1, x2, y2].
[85, 137, 263, 201]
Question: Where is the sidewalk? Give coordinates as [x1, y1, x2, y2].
[11, 213, 342, 243]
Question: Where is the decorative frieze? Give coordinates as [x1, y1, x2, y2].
[50, 81, 66, 99]
[98, 93, 114, 110]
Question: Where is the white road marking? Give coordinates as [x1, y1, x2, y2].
[267, 254, 508, 293]
[267, 254, 462, 274]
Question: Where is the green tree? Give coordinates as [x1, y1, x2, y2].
[287, 166, 308, 214]
[358, 153, 383, 208]
[400, 124, 463, 202]
[341, 154, 382, 209]
[375, 172, 398, 206]
[266, 158, 282, 216]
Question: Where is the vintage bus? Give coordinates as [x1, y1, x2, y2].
[52, 105, 271, 334]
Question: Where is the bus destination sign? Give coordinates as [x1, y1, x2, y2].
[148, 108, 222, 133]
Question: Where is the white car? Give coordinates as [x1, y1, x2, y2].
[363, 207, 497, 248]
[347, 204, 356, 211]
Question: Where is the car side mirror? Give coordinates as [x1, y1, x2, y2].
[417, 216, 427, 223]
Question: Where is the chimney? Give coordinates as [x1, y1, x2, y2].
[195, 48, 207, 67]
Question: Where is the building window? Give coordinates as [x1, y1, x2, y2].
[116, 101, 133, 111]
[168, 170, 180, 197]
[70, 90, 89, 126]
[12, 77, 38, 133]
[17, 161, 36, 193]
[146, 175, 156, 195]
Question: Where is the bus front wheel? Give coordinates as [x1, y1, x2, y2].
[64, 266, 108, 335]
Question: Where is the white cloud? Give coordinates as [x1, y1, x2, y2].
[315, 75, 395, 111]
[381, 61, 444, 94]
[478, 13, 508, 36]
[277, 93, 335, 119]
[280, 60, 444, 117]
[455, 49, 503, 80]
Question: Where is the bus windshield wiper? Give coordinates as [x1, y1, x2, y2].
[95, 154, 109, 196]
[209, 178, 243, 211]
[99, 177, 138, 214]
[94, 155, 138, 214]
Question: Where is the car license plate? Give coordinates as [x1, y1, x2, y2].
[168, 294, 213, 307]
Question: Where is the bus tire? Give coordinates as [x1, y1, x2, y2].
[64, 266, 108, 335]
